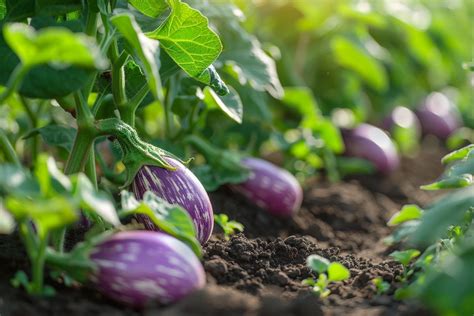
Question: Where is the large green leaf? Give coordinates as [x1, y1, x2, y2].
[35, 0, 82, 16]
[219, 23, 283, 98]
[331, 36, 387, 92]
[128, 0, 168, 18]
[25, 125, 76, 152]
[111, 13, 161, 99]
[203, 85, 242, 123]
[411, 186, 474, 246]
[147, 0, 222, 81]
[3, 23, 107, 68]
[5, 0, 34, 21]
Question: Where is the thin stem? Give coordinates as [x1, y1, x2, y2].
[31, 235, 48, 294]
[163, 77, 176, 139]
[84, 10, 98, 37]
[109, 42, 128, 110]
[122, 85, 149, 127]
[0, 65, 29, 105]
[20, 97, 39, 164]
[85, 144, 98, 190]
[0, 129, 21, 167]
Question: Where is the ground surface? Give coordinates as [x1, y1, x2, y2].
[0, 139, 445, 316]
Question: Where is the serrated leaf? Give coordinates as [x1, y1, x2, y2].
[111, 13, 161, 99]
[388, 204, 423, 226]
[119, 190, 201, 256]
[3, 23, 108, 69]
[128, 0, 168, 18]
[307, 254, 330, 273]
[147, 0, 222, 80]
[327, 262, 350, 281]
[331, 36, 387, 91]
[203, 85, 242, 123]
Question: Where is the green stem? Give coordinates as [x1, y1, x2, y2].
[84, 9, 98, 37]
[0, 129, 21, 167]
[31, 235, 48, 294]
[64, 92, 97, 175]
[0, 65, 29, 105]
[163, 77, 176, 139]
[122, 85, 149, 127]
[20, 97, 39, 164]
[85, 145, 98, 190]
[109, 42, 128, 111]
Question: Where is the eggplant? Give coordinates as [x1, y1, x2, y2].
[416, 92, 461, 139]
[89, 231, 205, 307]
[132, 158, 214, 244]
[342, 123, 399, 174]
[230, 157, 303, 217]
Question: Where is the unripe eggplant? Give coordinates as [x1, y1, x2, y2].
[229, 157, 303, 217]
[89, 231, 205, 307]
[132, 158, 214, 244]
[342, 123, 399, 174]
[416, 92, 461, 139]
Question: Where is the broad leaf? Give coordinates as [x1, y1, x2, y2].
[147, 0, 222, 81]
[73, 174, 120, 226]
[331, 36, 387, 91]
[119, 191, 201, 256]
[0, 164, 39, 195]
[35, 0, 82, 16]
[5, 195, 77, 238]
[388, 204, 423, 226]
[3, 23, 107, 69]
[25, 125, 76, 152]
[128, 0, 168, 18]
[111, 13, 161, 99]
[203, 85, 242, 123]
[307, 254, 330, 273]
[390, 249, 420, 267]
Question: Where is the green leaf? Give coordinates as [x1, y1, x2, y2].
[443, 144, 474, 164]
[25, 125, 76, 152]
[421, 174, 472, 191]
[327, 262, 350, 282]
[203, 86, 242, 123]
[119, 190, 201, 257]
[73, 174, 120, 226]
[3, 23, 107, 69]
[219, 24, 283, 98]
[0, 2, 6, 20]
[306, 254, 330, 273]
[6, 0, 34, 21]
[128, 0, 168, 18]
[411, 186, 474, 246]
[147, 0, 222, 81]
[195, 65, 229, 96]
[0, 20, 94, 99]
[214, 213, 243, 239]
[390, 249, 420, 267]
[388, 204, 423, 226]
[35, 0, 82, 16]
[0, 164, 39, 195]
[331, 36, 387, 91]
[111, 13, 162, 99]
[0, 202, 15, 234]
[5, 195, 78, 238]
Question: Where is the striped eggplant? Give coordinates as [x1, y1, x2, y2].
[416, 92, 461, 139]
[89, 231, 205, 307]
[342, 123, 399, 174]
[229, 157, 303, 217]
[132, 158, 213, 244]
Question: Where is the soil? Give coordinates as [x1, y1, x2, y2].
[0, 139, 446, 316]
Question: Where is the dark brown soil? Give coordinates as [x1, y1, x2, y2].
[0, 140, 446, 316]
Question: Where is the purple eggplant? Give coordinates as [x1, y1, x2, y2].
[132, 158, 214, 245]
[342, 123, 399, 174]
[89, 231, 205, 307]
[416, 92, 461, 139]
[230, 157, 303, 217]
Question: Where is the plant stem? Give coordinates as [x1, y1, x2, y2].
[0, 129, 21, 167]
[0, 65, 29, 105]
[31, 235, 48, 294]
[109, 42, 128, 111]
[64, 92, 97, 175]
[163, 77, 176, 139]
[85, 144, 98, 190]
[20, 97, 39, 165]
[122, 85, 149, 127]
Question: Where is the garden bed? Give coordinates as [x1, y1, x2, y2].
[0, 140, 445, 316]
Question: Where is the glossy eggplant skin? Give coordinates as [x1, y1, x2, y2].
[132, 158, 214, 244]
[342, 123, 400, 174]
[89, 231, 205, 307]
[230, 157, 303, 217]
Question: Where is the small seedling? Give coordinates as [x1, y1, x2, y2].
[302, 254, 350, 298]
[372, 277, 390, 295]
[214, 213, 244, 240]
[390, 249, 420, 281]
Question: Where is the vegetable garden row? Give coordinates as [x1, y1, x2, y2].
[0, 0, 473, 315]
